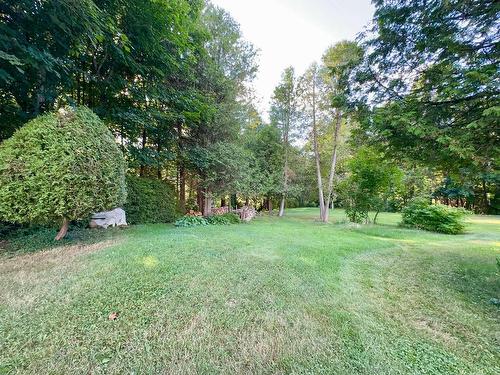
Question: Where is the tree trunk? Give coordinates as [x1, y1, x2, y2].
[311, 72, 325, 221]
[203, 190, 212, 216]
[55, 218, 69, 241]
[269, 198, 273, 216]
[279, 133, 289, 217]
[323, 112, 342, 223]
[278, 195, 285, 216]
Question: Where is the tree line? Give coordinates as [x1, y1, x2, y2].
[1, 0, 498, 223]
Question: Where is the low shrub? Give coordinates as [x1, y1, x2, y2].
[175, 212, 241, 227]
[401, 198, 468, 234]
[205, 213, 241, 225]
[125, 175, 177, 224]
[175, 216, 208, 227]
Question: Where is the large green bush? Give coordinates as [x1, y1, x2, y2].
[401, 198, 468, 234]
[124, 175, 177, 224]
[0, 106, 126, 239]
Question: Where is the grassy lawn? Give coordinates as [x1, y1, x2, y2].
[0, 208, 499, 374]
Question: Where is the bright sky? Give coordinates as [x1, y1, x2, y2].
[210, 0, 375, 119]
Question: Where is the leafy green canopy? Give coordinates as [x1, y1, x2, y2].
[356, 0, 499, 170]
[340, 147, 402, 223]
[0, 107, 126, 225]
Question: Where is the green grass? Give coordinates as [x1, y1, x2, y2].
[0, 208, 498, 374]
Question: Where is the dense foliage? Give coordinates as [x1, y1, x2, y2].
[353, 0, 499, 213]
[401, 198, 467, 234]
[124, 175, 177, 224]
[0, 107, 126, 237]
[0, 0, 258, 216]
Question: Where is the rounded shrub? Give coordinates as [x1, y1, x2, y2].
[124, 175, 177, 224]
[401, 198, 468, 234]
[0, 106, 126, 239]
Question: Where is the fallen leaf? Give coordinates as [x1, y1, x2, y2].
[108, 312, 119, 320]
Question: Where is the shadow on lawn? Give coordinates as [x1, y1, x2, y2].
[0, 224, 126, 257]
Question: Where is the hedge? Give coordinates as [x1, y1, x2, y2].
[124, 175, 177, 224]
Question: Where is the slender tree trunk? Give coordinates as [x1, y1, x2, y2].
[269, 198, 273, 215]
[55, 217, 69, 241]
[323, 112, 342, 223]
[311, 72, 325, 220]
[278, 156, 288, 216]
[279, 196, 285, 216]
[279, 129, 289, 217]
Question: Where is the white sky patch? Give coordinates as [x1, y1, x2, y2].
[210, 0, 375, 120]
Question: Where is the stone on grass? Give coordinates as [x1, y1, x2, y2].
[90, 208, 127, 229]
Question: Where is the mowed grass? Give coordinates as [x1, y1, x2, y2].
[0, 209, 499, 374]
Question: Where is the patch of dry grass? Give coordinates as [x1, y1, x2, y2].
[0, 240, 118, 310]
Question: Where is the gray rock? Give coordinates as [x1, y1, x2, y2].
[90, 208, 127, 229]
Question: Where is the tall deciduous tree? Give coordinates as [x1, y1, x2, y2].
[299, 42, 362, 222]
[300, 63, 328, 220]
[321, 41, 362, 222]
[188, 3, 258, 214]
[270, 67, 298, 216]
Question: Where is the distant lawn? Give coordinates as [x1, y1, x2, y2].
[0, 208, 499, 374]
